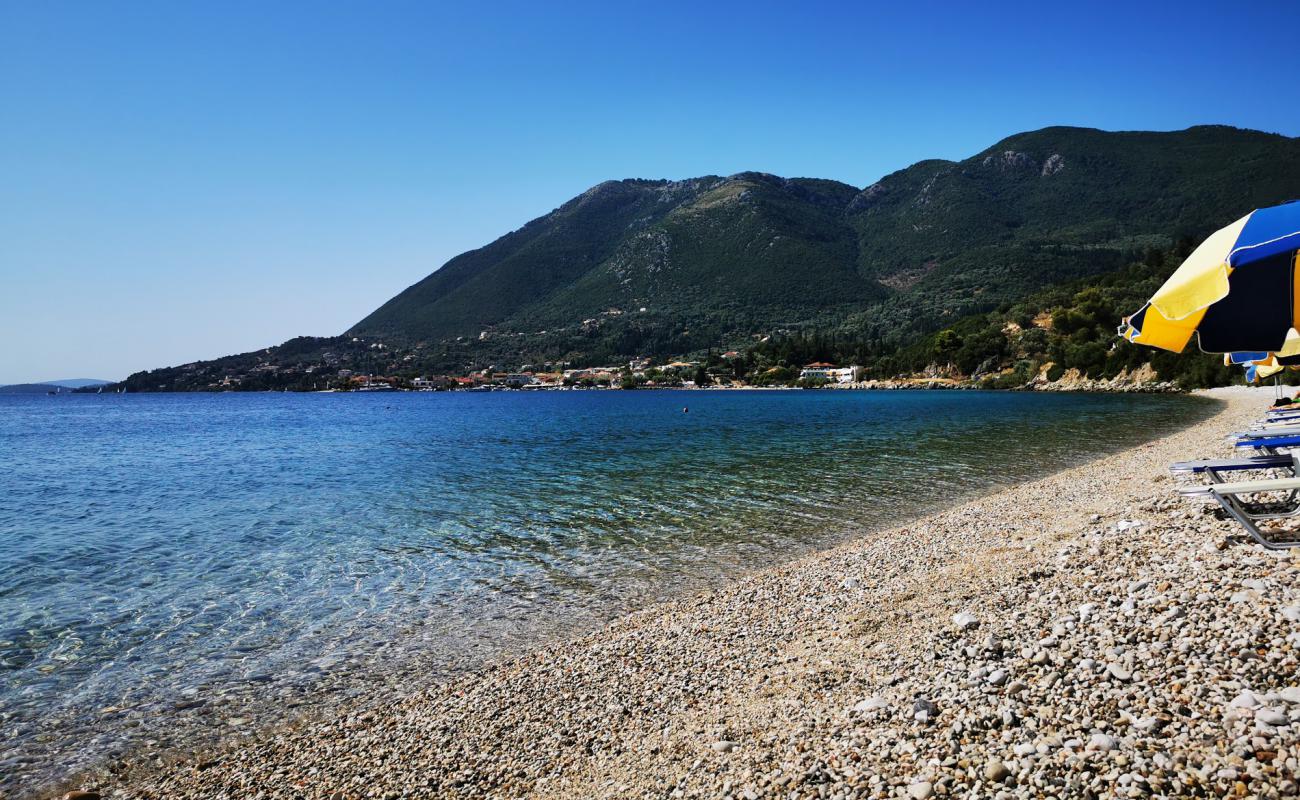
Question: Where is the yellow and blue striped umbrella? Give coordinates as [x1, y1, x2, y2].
[1121, 200, 1300, 353]
[1228, 352, 1284, 383]
[1227, 350, 1300, 383]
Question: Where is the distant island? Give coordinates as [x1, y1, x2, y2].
[113, 125, 1299, 394]
[0, 379, 111, 395]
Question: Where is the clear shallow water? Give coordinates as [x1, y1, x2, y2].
[0, 389, 1210, 795]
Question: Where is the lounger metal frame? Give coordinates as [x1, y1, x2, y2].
[1180, 478, 1300, 549]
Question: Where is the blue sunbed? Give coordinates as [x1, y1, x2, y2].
[1170, 454, 1294, 474]
[1236, 434, 1300, 453]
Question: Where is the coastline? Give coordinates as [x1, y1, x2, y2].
[64, 388, 1300, 798]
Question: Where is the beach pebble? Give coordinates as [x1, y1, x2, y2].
[1230, 691, 1262, 709]
[913, 698, 937, 722]
[984, 759, 1011, 782]
[1088, 733, 1118, 752]
[952, 611, 980, 630]
[1256, 708, 1289, 727]
[1105, 663, 1132, 682]
[908, 780, 934, 799]
[710, 740, 737, 753]
[852, 696, 887, 713]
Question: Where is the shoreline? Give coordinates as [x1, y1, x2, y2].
[72, 383, 1183, 395]
[54, 388, 1300, 799]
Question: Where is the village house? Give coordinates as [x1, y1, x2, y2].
[502, 373, 537, 388]
[412, 376, 450, 390]
[800, 363, 858, 383]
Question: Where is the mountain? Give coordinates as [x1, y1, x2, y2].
[0, 383, 70, 394]
[351, 125, 1300, 354]
[353, 174, 882, 344]
[47, 379, 111, 388]
[121, 125, 1300, 391]
[0, 379, 111, 394]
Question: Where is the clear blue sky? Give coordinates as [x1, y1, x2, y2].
[3, 0, 1299, 383]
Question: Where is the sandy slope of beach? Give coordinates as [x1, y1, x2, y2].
[88, 387, 1298, 799]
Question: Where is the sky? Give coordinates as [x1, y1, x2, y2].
[3, 1, 1300, 384]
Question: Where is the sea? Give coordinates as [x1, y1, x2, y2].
[0, 389, 1213, 795]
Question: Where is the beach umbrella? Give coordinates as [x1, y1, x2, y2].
[1237, 354, 1283, 383]
[1120, 200, 1300, 354]
[1228, 350, 1300, 383]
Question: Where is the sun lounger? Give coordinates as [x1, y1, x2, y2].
[1247, 424, 1300, 435]
[1249, 418, 1300, 429]
[1235, 434, 1300, 454]
[1170, 454, 1296, 483]
[1179, 476, 1300, 549]
[1236, 426, 1300, 439]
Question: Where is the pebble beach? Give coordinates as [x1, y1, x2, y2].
[69, 387, 1300, 799]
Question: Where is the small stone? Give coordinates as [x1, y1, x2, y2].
[61, 793, 101, 800]
[1106, 663, 1132, 682]
[987, 669, 1008, 687]
[1279, 687, 1300, 705]
[1078, 603, 1098, 622]
[1230, 691, 1262, 709]
[1087, 733, 1118, 752]
[1256, 708, 1289, 726]
[711, 740, 737, 753]
[984, 759, 1011, 782]
[913, 697, 938, 722]
[852, 696, 887, 713]
[908, 781, 934, 799]
[952, 611, 980, 630]
[1157, 606, 1186, 625]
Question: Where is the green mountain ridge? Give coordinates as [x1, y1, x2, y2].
[122, 125, 1300, 390]
[351, 125, 1300, 355]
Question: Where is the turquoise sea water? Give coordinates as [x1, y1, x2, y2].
[0, 390, 1211, 795]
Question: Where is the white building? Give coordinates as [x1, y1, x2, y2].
[799, 363, 858, 383]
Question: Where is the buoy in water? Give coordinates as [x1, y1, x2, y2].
[682, 407, 688, 413]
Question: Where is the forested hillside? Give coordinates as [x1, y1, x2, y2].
[119, 125, 1300, 391]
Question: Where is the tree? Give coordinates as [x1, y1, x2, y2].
[693, 366, 712, 386]
[934, 329, 962, 367]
